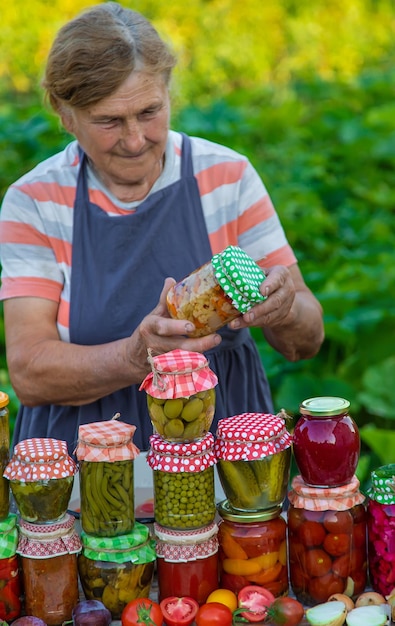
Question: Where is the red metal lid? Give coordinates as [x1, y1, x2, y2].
[146, 432, 216, 472]
[214, 412, 292, 461]
[4, 438, 77, 481]
[288, 474, 365, 511]
[75, 417, 139, 462]
[139, 349, 218, 399]
[17, 513, 82, 557]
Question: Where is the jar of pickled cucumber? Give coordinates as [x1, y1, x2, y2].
[366, 464, 395, 596]
[0, 514, 22, 622]
[288, 474, 367, 606]
[155, 521, 219, 604]
[78, 521, 156, 620]
[17, 513, 81, 626]
[140, 349, 218, 442]
[0, 392, 10, 520]
[166, 245, 267, 337]
[147, 432, 216, 530]
[214, 412, 292, 511]
[217, 500, 288, 597]
[4, 437, 77, 523]
[75, 416, 139, 537]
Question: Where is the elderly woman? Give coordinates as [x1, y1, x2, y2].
[0, 2, 324, 453]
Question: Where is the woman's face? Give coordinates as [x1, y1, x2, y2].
[61, 70, 170, 199]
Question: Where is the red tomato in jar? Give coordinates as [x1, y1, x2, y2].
[237, 585, 275, 622]
[305, 548, 332, 577]
[308, 572, 344, 603]
[298, 521, 326, 547]
[323, 510, 353, 534]
[160, 596, 199, 626]
[121, 598, 163, 626]
[195, 602, 233, 626]
[323, 532, 351, 556]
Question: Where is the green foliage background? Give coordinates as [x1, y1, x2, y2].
[1, 0, 395, 487]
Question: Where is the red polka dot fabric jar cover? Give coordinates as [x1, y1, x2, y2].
[214, 412, 293, 512]
[4, 438, 77, 523]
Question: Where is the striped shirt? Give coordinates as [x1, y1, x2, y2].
[0, 130, 296, 342]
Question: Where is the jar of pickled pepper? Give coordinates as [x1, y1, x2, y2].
[75, 416, 139, 537]
[0, 392, 10, 521]
[366, 464, 395, 596]
[4, 437, 77, 523]
[17, 513, 81, 626]
[217, 500, 288, 597]
[147, 432, 216, 530]
[288, 474, 367, 606]
[166, 245, 267, 337]
[155, 521, 219, 605]
[214, 412, 292, 511]
[78, 521, 156, 620]
[0, 513, 22, 622]
[140, 349, 218, 442]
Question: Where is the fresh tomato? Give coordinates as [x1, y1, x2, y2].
[237, 585, 275, 622]
[160, 596, 198, 626]
[195, 601, 233, 626]
[121, 598, 163, 626]
[206, 588, 238, 612]
[266, 597, 305, 626]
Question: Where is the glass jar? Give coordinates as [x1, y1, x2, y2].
[17, 513, 81, 626]
[214, 412, 292, 511]
[147, 432, 216, 529]
[293, 397, 360, 487]
[288, 475, 367, 606]
[75, 417, 139, 537]
[4, 437, 77, 523]
[0, 514, 22, 622]
[366, 464, 395, 596]
[155, 521, 219, 604]
[217, 500, 288, 597]
[0, 392, 10, 520]
[166, 245, 266, 337]
[78, 521, 156, 620]
[140, 349, 218, 442]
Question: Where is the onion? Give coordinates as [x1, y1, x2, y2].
[346, 604, 389, 626]
[72, 599, 112, 626]
[355, 592, 386, 607]
[306, 600, 347, 626]
[10, 619, 47, 626]
[328, 594, 355, 612]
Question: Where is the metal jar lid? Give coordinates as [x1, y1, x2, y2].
[217, 499, 283, 523]
[300, 396, 350, 416]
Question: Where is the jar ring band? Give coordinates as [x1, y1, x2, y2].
[147, 348, 207, 391]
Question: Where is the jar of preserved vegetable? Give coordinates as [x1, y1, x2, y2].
[366, 463, 395, 596]
[17, 513, 81, 626]
[78, 521, 156, 620]
[217, 500, 288, 596]
[0, 392, 10, 521]
[288, 474, 367, 606]
[147, 432, 216, 529]
[166, 245, 267, 337]
[0, 513, 22, 622]
[4, 437, 77, 523]
[293, 397, 360, 488]
[140, 349, 218, 442]
[75, 416, 139, 537]
[214, 412, 292, 511]
[155, 521, 219, 604]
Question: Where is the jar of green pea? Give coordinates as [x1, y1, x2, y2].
[147, 432, 216, 530]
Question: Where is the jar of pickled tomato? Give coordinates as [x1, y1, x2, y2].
[140, 349, 218, 442]
[0, 392, 10, 521]
[78, 521, 156, 620]
[166, 245, 267, 337]
[293, 397, 360, 488]
[288, 474, 367, 606]
[0, 514, 22, 622]
[155, 521, 219, 604]
[147, 432, 216, 530]
[4, 437, 77, 523]
[214, 412, 292, 511]
[75, 416, 139, 537]
[217, 500, 288, 597]
[366, 464, 395, 596]
[17, 513, 81, 626]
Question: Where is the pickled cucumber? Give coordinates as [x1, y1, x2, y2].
[217, 460, 262, 509]
[147, 389, 215, 442]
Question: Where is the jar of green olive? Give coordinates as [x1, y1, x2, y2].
[0, 392, 10, 520]
[140, 349, 218, 443]
[147, 432, 217, 530]
[78, 521, 156, 620]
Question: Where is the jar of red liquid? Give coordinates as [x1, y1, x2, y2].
[155, 521, 219, 604]
[0, 513, 22, 622]
[293, 397, 360, 487]
[288, 475, 367, 606]
[217, 500, 288, 597]
[366, 464, 395, 596]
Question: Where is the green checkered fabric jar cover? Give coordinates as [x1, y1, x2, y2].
[0, 514, 18, 558]
[80, 521, 156, 564]
[367, 464, 395, 505]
